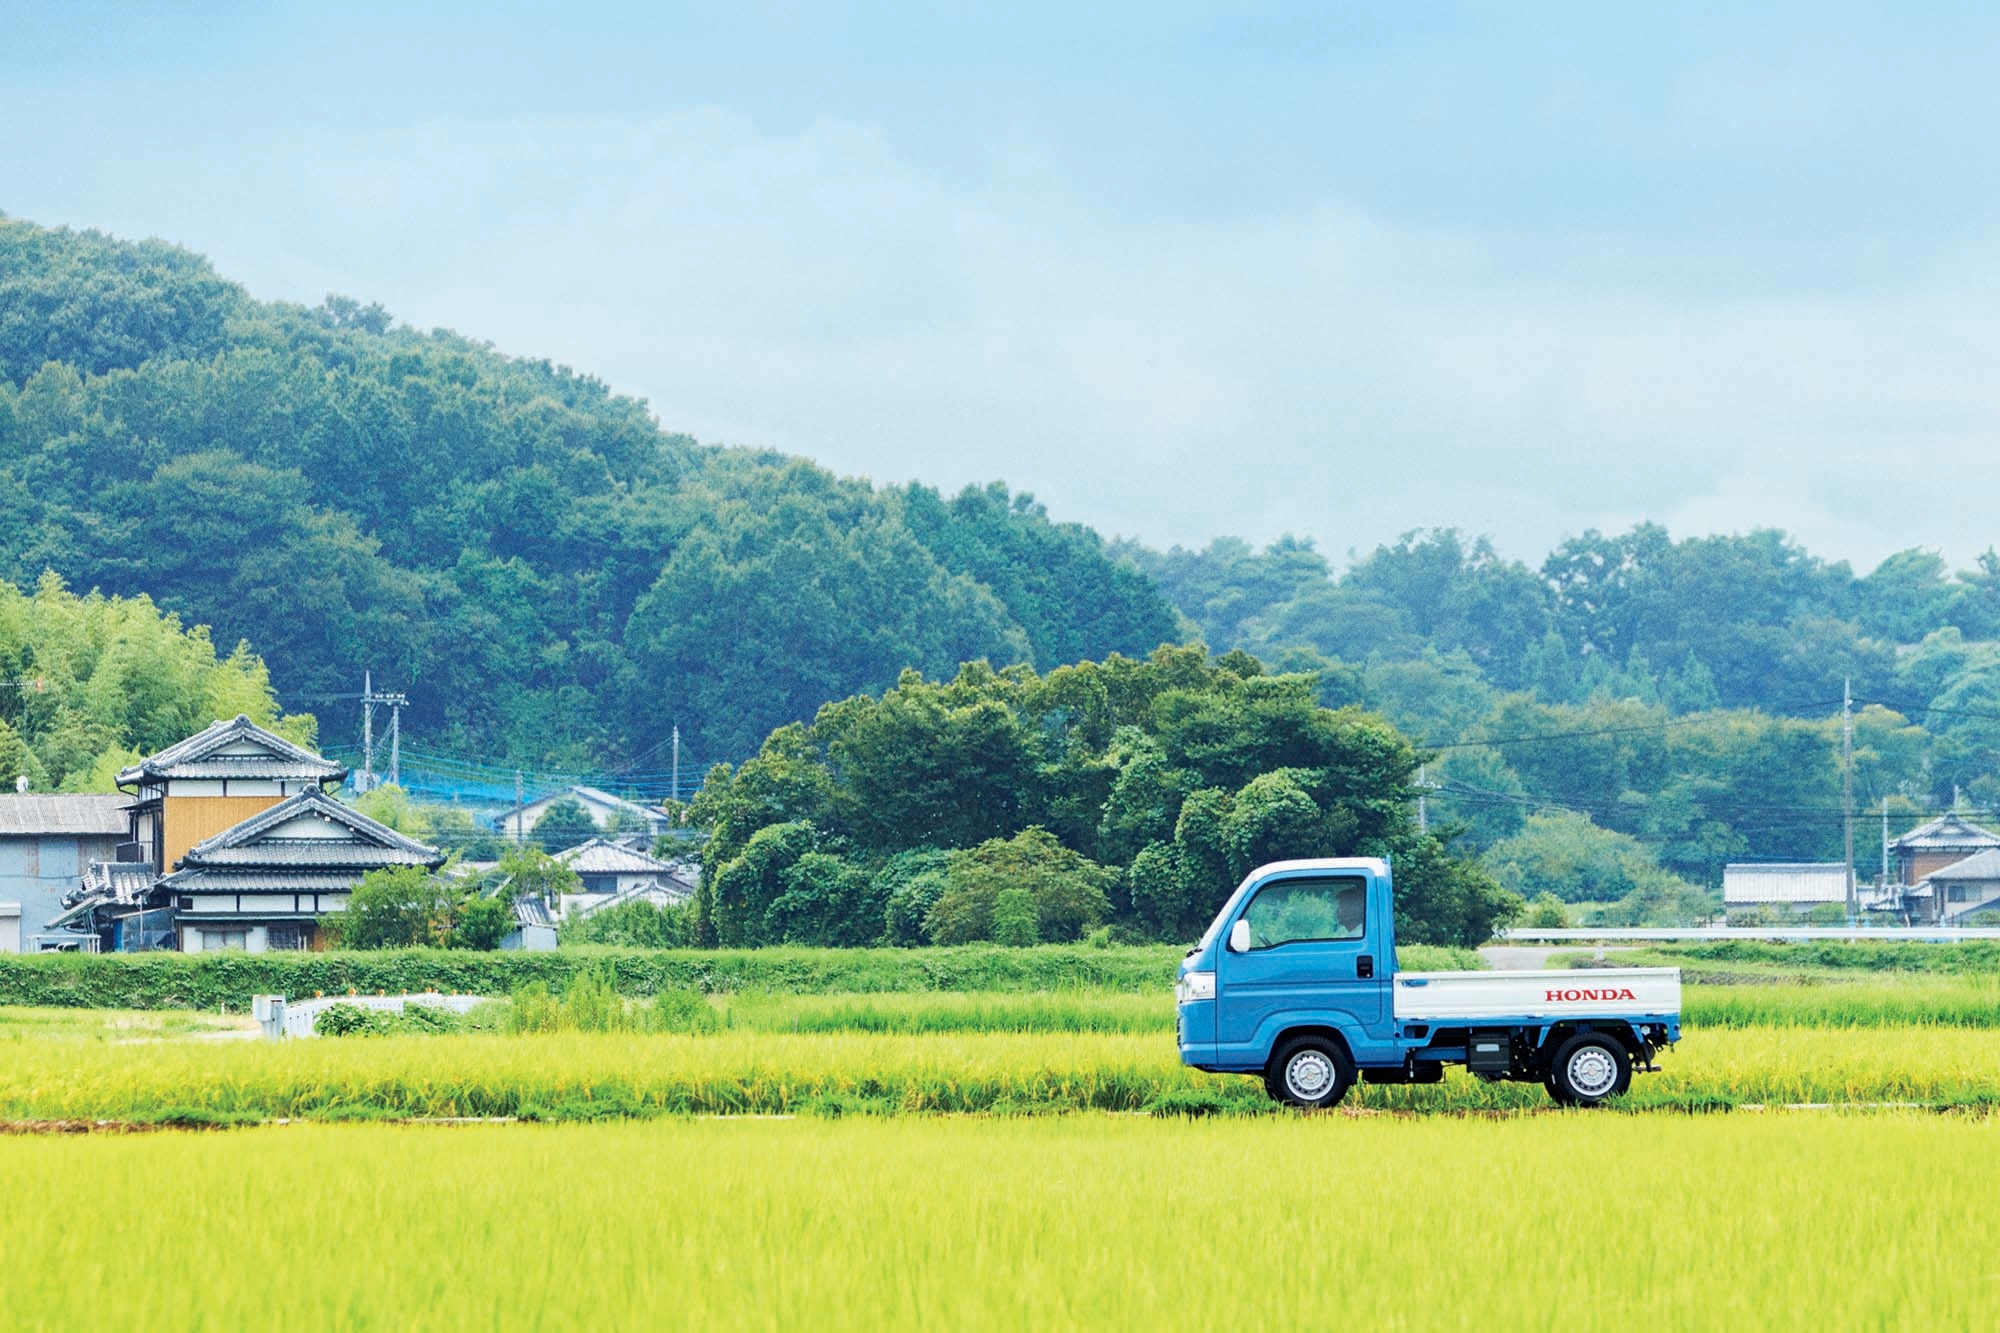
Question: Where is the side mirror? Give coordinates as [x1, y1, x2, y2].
[1228, 919, 1252, 953]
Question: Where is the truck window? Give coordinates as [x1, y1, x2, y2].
[1243, 876, 1366, 949]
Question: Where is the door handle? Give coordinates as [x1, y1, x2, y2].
[1357, 955, 1374, 979]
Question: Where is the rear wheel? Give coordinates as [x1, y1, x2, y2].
[1546, 1032, 1632, 1107]
[1264, 1036, 1356, 1109]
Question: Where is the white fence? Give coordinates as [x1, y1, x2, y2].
[1498, 927, 2000, 943]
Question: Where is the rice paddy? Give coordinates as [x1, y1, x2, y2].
[5, 959, 1998, 1329]
[2, 1113, 1994, 1330]
[1, 1019, 1998, 1122]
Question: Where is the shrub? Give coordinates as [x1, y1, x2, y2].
[313, 1003, 383, 1037]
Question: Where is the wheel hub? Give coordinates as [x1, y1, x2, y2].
[1286, 1050, 1334, 1099]
[1567, 1046, 1618, 1098]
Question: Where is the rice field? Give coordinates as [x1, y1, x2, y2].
[3, 1021, 1999, 1122]
[1, 1113, 1994, 1330]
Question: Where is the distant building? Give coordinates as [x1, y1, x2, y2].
[0, 794, 130, 951]
[552, 837, 696, 919]
[1722, 862, 1850, 914]
[1919, 848, 2000, 923]
[116, 714, 346, 872]
[51, 715, 443, 953]
[1888, 813, 2000, 885]
[494, 785, 669, 842]
[157, 786, 445, 952]
[1868, 813, 2000, 924]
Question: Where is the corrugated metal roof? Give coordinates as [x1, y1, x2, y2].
[0, 794, 130, 836]
[116, 715, 346, 786]
[1890, 813, 2000, 852]
[1723, 862, 1850, 904]
[1926, 848, 2000, 881]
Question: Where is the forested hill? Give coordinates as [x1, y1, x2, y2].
[0, 216, 1177, 768]
[1119, 530, 2000, 910]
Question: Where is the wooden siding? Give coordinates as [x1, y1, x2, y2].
[162, 795, 284, 870]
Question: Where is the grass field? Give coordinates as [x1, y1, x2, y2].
[2, 1114, 1994, 1330]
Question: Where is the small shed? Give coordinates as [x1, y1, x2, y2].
[0, 794, 133, 951]
[1722, 862, 1850, 912]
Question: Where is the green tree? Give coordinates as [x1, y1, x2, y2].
[448, 894, 514, 950]
[924, 828, 1113, 945]
[990, 887, 1041, 946]
[533, 797, 597, 852]
[324, 865, 452, 949]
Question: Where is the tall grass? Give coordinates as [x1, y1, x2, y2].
[0, 1116, 1994, 1329]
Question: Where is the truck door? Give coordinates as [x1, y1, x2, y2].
[1214, 873, 1385, 1059]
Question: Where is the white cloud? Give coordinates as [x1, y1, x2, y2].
[23, 107, 2000, 572]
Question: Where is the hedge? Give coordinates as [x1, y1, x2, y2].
[0, 941, 1485, 1011]
[0, 946, 1186, 1010]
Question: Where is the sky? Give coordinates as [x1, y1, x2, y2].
[7, 1, 2000, 572]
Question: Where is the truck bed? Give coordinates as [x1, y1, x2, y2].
[1392, 967, 1681, 1023]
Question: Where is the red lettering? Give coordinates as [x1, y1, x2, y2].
[1542, 987, 1639, 1003]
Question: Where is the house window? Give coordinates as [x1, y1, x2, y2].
[268, 924, 312, 951]
[202, 929, 248, 951]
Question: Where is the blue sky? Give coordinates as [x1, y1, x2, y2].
[8, 2, 2000, 570]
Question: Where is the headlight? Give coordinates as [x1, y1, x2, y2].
[1178, 971, 1215, 1002]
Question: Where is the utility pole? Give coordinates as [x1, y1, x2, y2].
[671, 725, 681, 805]
[1842, 678, 1856, 919]
[361, 670, 374, 793]
[514, 770, 525, 844]
[1881, 796, 1890, 889]
[359, 672, 409, 793]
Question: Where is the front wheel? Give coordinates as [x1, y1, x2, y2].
[1265, 1036, 1356, 1109]
[1546, 1032, 1633, 1107]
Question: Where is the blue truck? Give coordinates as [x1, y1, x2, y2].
[1175, 857, 1682, 1107]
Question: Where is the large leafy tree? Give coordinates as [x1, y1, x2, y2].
[691, 645, 1518, 947]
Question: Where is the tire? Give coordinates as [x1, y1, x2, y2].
[1546, 1032, 1632, 1107]
[1264, 1036, 1356, 1109]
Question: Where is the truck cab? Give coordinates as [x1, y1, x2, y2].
[1176, 858, 1680, 1108]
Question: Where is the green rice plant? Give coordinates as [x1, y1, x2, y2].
[1685, 977, 2000, 1028]
[0, 1023, 1994, 1122]
[0, 1115, 1993, 1329]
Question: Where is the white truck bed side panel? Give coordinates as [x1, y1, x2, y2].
[1392, 968, 1681, 1023]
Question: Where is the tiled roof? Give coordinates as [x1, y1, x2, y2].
[1890, 813, 2000, 852]
[555, 837, 677, 874]
[178, 787, 442, 868]
[0, 794, 130, 836]
[116, 715, 346, 786]
[158, 869, 367, 894]
[58, 860, 160, 913]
